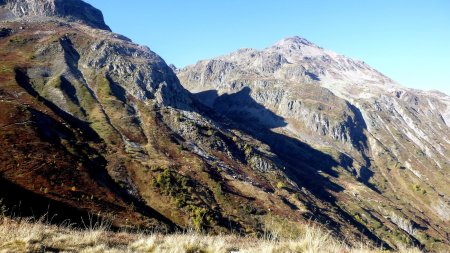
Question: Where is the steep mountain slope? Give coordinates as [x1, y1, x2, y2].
[178, 37, 450, 251]
[0, 0, 392, 247]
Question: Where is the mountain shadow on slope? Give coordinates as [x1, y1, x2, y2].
[196, 87, 380, 194]
[344, 101, 379, 192]
[192, 88, 390, 247]
[195, 87, 287, 129]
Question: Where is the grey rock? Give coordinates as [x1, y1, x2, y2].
[0, 0, 110, 30]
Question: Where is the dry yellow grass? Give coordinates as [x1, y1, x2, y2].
[0, 217, 423, 253]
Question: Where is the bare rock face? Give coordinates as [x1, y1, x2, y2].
[0, 0, 110, 30]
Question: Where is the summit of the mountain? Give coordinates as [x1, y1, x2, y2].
[0, 0, 110, 30]
[272, 36, 315, 48]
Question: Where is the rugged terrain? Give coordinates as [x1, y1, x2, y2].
[178, 37, 450, 251]
[0, 0, 449, 252]
[0, 0, 368, 242]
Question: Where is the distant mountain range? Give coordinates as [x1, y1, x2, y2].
[1, 0, 449, 251]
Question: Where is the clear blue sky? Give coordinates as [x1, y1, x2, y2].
[85, 0, 450, 95]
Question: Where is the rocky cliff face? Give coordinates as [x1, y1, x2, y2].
[0, 0, 110, 30]
[178, 36, 450, 251]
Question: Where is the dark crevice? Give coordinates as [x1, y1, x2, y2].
[59, 76, 87, 116]
[60, 76, 81, 106]
[345, 102, 380, 193]
[0, 178, 110, 229]
[105, 75, 128, 104]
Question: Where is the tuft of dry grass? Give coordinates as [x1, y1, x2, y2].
[0, 216, 422, 253]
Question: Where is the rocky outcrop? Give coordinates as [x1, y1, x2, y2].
[0, 0, 110, 30]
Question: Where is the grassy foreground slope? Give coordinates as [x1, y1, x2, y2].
[0, 216, 421, 253]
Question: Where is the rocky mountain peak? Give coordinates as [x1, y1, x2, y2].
[0, 0, 110, 30]
[272, 36, 315, 49]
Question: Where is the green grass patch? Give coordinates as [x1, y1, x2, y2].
[412, 184, 427, 195]
[0, 64, 12, 74]
[151, 166, 219, 231]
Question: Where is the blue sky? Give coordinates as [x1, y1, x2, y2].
[85, 0, 450, 95]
